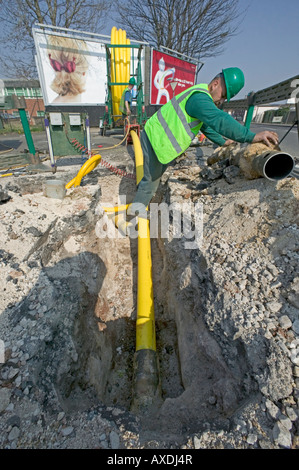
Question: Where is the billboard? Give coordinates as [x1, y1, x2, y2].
[150, 49, 197, 105]
[33, 30, 107, 106]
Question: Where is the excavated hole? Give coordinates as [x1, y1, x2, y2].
[43, 229, 255, 435]
[46, 240, 138, 413]
[50, 235, 186, 414]
[12, 173, 255, 434]
[37, 229, 187, 416]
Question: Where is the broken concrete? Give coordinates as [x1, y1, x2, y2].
[207, 142, 289, 180]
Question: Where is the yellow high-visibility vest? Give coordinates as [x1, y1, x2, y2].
[145, 83, 212, 164]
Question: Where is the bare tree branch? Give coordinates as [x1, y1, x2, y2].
[115, 0, 246, 60]
[0, 0, 112, 78]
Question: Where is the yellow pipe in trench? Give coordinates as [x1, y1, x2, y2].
[131, 130, 159, 412]
[64, 127, 158, 409]
[102, 204, 130, 213]
[65, 135, 156, 351]
[101, 130, 156, 351]
[130, 130, 156, 352]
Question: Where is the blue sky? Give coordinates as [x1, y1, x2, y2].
[198, 0, 299, 98]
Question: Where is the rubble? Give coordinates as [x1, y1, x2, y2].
[0, 141, 298, 449]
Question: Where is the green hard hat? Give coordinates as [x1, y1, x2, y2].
[222, 67, 245, 102]
[129, 77, 136, 85]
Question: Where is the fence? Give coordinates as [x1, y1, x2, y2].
[223, 73, 299, 129]
[0, 114, 45, 132]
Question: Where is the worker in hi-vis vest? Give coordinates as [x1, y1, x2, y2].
[119, 77, 136, 117]
[127, 67, 279, 218]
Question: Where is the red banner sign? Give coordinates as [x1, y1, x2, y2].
[150, 49, 197, 105]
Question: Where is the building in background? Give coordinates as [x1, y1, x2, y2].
[0, 79, 45, 126]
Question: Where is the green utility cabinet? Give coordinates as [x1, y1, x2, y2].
[47, 112, 88, 156]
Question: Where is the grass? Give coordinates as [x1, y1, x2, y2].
[0, 125, 45, 135]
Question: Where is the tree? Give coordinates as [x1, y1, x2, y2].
[115, 0, 245, 61]
[0, 0, 111, 78]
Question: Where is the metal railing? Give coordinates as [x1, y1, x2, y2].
[223, 74, 299, 109]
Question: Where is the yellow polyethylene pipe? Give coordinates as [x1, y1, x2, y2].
[130, 130, 144, 184]
[136, 215, 156, 351]
[111, 27, 118, 120]
[65, 154, 101, 189]
[118, 29, 125, 117]
[110, 27, 131, 120]
[115, 29, 120, 112]
[102, 204, 130, 213]
[130, 129, 156, 352]
[120, 29, 124, 85]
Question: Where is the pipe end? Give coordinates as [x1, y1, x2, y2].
[253, 151, 295, 181]
[131, 349, 162, 415]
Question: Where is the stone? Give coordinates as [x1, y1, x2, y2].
[279, 415, 292, 431]
[27, 226, 42, 237]
[292, 319, 299, 335]
[279, 315, 292, 329]
[61, 426, 74, 437]
[0, 388, 11, 412]
[0, 186, 11, 203]
[109, 430, 120, 449]
[246, 433, 258, 445]
[266, 301, 282, 314]
[272, 422, 292, 449]
[57, 412, 65, 421]
[291, 349, 299, 366]
[8, 426, 20, 441]
[223, 165, 240, 184]
[194, 436, 201, 449]
[265, 399, 280, 420]
[7, 367, 19, 380]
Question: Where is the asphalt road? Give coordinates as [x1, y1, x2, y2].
[0, 127, 105, 156]
[250, 123, 299, 157]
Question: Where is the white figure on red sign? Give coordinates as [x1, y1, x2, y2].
[154, 57, 175, 104]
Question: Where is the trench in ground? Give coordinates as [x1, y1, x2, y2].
[13, 175, 256, 434]
[49, 232, 185, 415]
[43, 228, 254, 435]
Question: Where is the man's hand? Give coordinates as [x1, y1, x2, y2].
[253, 131, 279, 147]
[223, 139, 234, 146]
[125, 102, 131, 115]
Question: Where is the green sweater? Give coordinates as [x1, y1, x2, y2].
[185, 92, 255, 146]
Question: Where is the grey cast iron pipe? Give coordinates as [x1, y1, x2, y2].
[251, 151, 295, 181]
